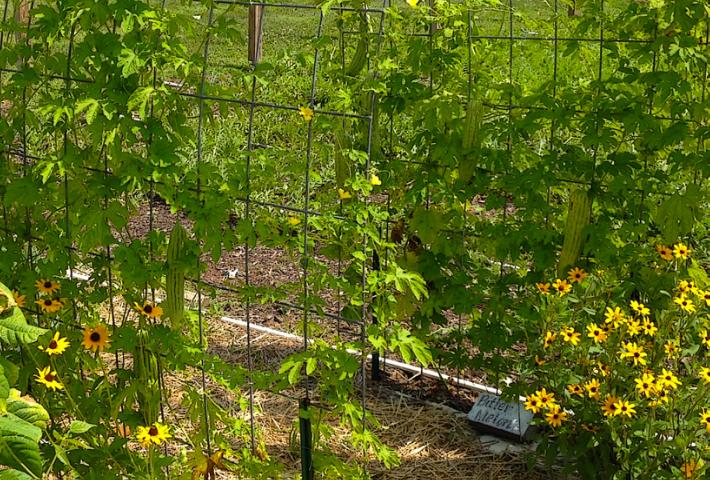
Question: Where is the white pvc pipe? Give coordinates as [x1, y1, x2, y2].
[220, 315, 504, 396]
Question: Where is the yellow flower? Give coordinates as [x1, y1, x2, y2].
[629, 300, 650, 316]
[585, 379, 601, 399]
[82, 325, 111, 352]
[35, 298, 63, 314]
[601, 395, 619, 417]
[701, 329, 710, 348]
[11, 290, 25, 308]
[673, 242, 691, 260]
[536, 282, 551, 295]
[626, 319, 642, 336]
[678, 280, 699, 296]
[35, 279, 60, 295]
[39, 332, 70, 356]
[664, 339, 679, 358]
[567, 383, 584, 397]
[604, 306, 625, 328]
[338, 188, 352, 200]
[406, 0, 418, 7]
[620, 341, 647, 366]
[552, 279, 572, 296]
[586, 323, 607, 343]
[534, 388, 557, 410]
[561, 327, 581, 346]
[136, 423, 171, 448]
[524, 394, 542, 414]
[287, 215, 301, 226]
[674, 295, 696, 313]
[369, 173, 382, 186]
[545, 405, 567, 428]
[657, 368, 681, 390]
[534, 355, 545, 366]
[650, 387, 670, 407]
[635, 373, 656, 397]
[655, 244, 673, 261]
[596, 362, 610, 378]
[567, 267, 587, 283]
[299, 106, 314, 122]
[641, 319, 657, 337]
[135, 302, 163, 319]
[613, 399, 636, 418]
[543, 331, 556, 349]
[700, 410, 710, 433]
[35, 366, 63, 391]
[700, 290, 710, 307]
[700, 367, 710, 384]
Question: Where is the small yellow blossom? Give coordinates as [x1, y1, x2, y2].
[299, 106, 314, 122]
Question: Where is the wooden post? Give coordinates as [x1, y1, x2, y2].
[248, 6, 264, 65]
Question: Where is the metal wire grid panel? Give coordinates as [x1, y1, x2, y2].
[0, 0, 708, 478]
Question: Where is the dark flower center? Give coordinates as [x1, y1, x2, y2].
[90, 332, 101, 342]
[144, 305, 153, 314]
[148, 426, 159, 436]
[643, 383, 649, 389]
[44, 299, 52, 306]
[48, 340, 58, 349]
[45, 373, 55, 381]
[634, 352, 640, 358]
[621, 406, 627, 411]
[44, 281, 52, 288]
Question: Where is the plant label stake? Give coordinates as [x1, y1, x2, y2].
[248, 6, 264, 65]
[299, 398, 314, 480]
[467, 393, 533, 441]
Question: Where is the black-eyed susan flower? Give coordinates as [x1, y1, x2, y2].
[406, 0, 419, 7]
[642, 319, 657, 337]
[585, 379, 601, 399]
[567, 267, 587, 283]
[700, 410, 710, 433]
[595, 362, 610, 378]
[337, 188, 352, 200]
[543, 330, 556, 349]
[11, 290, 25, 308]
[536, 282, 550, 295]
[535, 388, 557, 410]
[701, 329, 710, 348]
[561, 326, 580, 346]
[298, 106, 314, 122]
[580, 423, 598, 433]
[604, 306, 625, 328]
[614, 399, 636, 418]
[649, 387, 670, 407]
[678, 280, 699, 296]
[35, 278, 60, 295]
[674, 295, 696, 313]
[552, 278, 572, 296]
[673, 242, 691, 260]
[534, 355, 545, 366]
[524, 393, 542, 413]
[629, 300, 650, 316]
[601, 395, 619, 417]
[658, 368, 681, 390]
[700, 290, 710, 307]
[626, 319, 642, 337]
[39, 332, 70, 356]
[35, 366, 63, 391]
[700, 367, 710, 384]
[620, 341, 647, 366]
[567, 383, 584, 397]
[635, 373, 656, 397]
[664, 339, 679, 358]
[36, 298, 63, 314]
[136, 422, 171, 448]
[545, 405, 567, 428]
[135, 302, 163, 319]
[369, 173, 382, 186]
[586, 323, 607, 343]
[655, 244, 673, 261]
[82, 325, 110, 352]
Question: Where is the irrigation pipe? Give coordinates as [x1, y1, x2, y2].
[220, 315, 506, 397]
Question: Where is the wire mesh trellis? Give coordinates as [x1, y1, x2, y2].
[0, 0, 708, 478]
